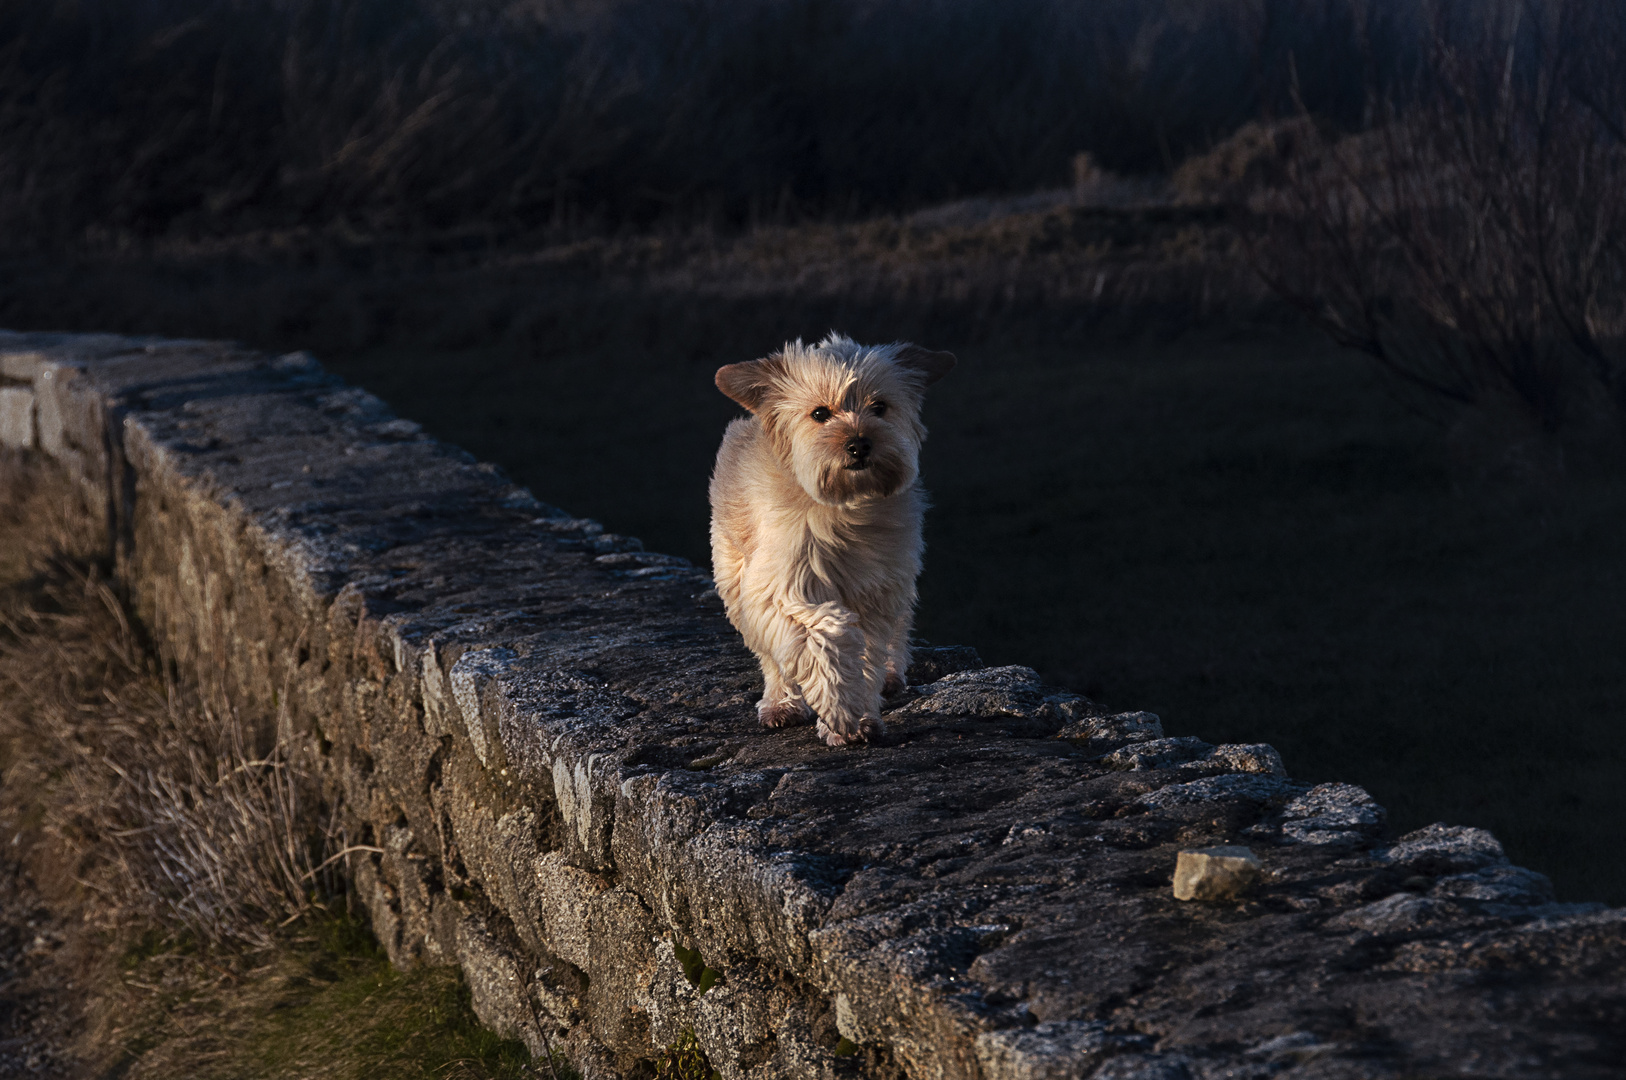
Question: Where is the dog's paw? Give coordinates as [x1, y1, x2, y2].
[882, 671, 907, 697]
[818, 724, 863, 747]
[817, 715, 884, 747]
[759, 700, 807, 728]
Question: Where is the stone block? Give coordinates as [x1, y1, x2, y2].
[1090, 1055, 1193, 1080]
[0, 386, 33, 449]
[1381, 823, 1505, 875]
[30, 361, 108, 477]
[1430, 864, 1553, 905]
[1208, 743, 1285, 775]
[639, 940, 700, 1050]
[0, 332, 144, 380]
[691, 963, 780, 1079]
[532, 851, 609, 971]
[906, 645, 985, 684]
[1103, 736, 1214, 770]
[551, 749, 620, 870]
[761, 1008, 841, 1080]
[1331, 893, 1452, 934]
[1057, 710, 1163, 743]
[900, 665, 1049, 717]
[1279, 782, 1386, 846]
[33, 364, 78, 458]
[1138, 772, 1304, 810]
[975, 1021, 1142, 1079]
[1173, 845, 1262, 901]
[420, 641, 459, 737]
[456, 911, 545, 1056]
[450, 646, 516, 767]
[0, 347, 47, 381]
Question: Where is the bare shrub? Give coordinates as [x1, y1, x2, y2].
[0, 519, 339, 948]
[0, 0, 1407, 248]
[1248, 0, 1626, 474]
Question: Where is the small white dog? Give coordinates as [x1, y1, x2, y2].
[709, 333, 955, 746]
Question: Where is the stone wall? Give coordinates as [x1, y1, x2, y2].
[3, 329, 1623, 1080]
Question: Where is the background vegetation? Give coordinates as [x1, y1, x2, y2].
[0, 0, 1412, 245]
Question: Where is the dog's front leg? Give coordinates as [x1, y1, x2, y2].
[779, 600, 881, 746]
[755, 651, 811, 728]
[872, 591, 915, 698]
[880, 621, 911, 698]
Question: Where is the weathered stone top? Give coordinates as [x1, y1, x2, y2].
[3, 328, 1623, 1080]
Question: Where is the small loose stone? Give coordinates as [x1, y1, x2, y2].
[1173, 845, 1262, 901]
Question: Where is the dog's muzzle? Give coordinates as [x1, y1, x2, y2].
[844, 436, 872, 469]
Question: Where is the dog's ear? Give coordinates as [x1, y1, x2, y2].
[715, 360, 780, 412]
[894, 345, 956, 387]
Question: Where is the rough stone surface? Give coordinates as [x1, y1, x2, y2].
[3, 327, 1625, 1079]
[1171, 846, 1262, 901]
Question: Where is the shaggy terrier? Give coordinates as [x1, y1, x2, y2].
[709, 333, 955, 746]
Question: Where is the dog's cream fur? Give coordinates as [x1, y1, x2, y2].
[709, 334, 954, 746]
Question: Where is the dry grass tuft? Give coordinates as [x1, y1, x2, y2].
[0, 449, 533, 1080]
[0, 455, 338, 950]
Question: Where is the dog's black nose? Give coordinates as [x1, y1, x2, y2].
[845, 437, 872, 461]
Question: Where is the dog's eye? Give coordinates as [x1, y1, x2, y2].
[810, 406, 832, 423]
[871, 401, 887, 417]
